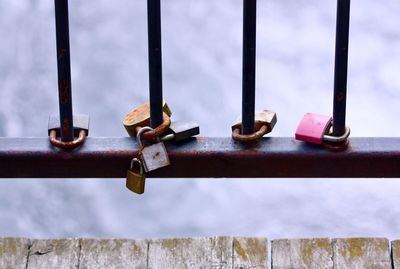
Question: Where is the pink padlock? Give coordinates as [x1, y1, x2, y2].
[295, 113, 332, 144]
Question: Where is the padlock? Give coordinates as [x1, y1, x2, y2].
[126, 158, 146, 195]
[123, 101, 172, 137]
[160, 121, 200, 142]
[137, 126, 170, 172]
[48, 114, 90, 137]
[295, 113, 350, 144]
[231, 110, 277, 133]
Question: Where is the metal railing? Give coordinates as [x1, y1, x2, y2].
[1, 0, 397, 179]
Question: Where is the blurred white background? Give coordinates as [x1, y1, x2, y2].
[0, 0, 399, 239]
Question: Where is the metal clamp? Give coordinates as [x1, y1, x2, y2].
[232, 124, 269, 142]
[135, 112, 171, 141]
[49, 129, 87, 150]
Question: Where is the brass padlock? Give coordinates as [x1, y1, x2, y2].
[126, 158, 146, 195]
[137, 127, 170, 172]
[232, 110, 277, 133]
[123, 101, 172, 137]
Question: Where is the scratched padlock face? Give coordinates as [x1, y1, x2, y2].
[295, 113, 332, 144]
[141, 142, 170, 172]
[123, 101, 172, 137]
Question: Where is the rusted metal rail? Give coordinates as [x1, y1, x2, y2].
[54, 0, 74, 142]
[0, 137, 399, 178]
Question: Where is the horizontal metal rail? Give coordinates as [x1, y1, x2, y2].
[0, 137, 399, 178]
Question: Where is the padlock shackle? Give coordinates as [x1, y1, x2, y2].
[324, 126, 351, 143]
[332, 0, 351, 136]
[130, 158, 144, 176]
[136, 126, 158, 148]
[54, 0, 74, 142]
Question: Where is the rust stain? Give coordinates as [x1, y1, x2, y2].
[59, 79, 70, 105]
[123, 102, 171, 128]
[63, 118, 70, 135]
[336, 92, 345, 102]
[58, 48, 67, 59]
[196, 136, 207, 142]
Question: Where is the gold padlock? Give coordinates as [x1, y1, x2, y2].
[123, 101, 172, 137]
[126, 158, 146, 195]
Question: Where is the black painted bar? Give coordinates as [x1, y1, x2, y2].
[147, 0, 164, 128]
[54, 0, 74, 141]
[1, 137, 400, 178]
[332, 0, 351, 136]
[242, 0, 257, 135]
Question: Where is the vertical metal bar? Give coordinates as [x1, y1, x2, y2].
[147, 0, 164, 128]
[242, 0, 257, 135]
[54, 0, 74, 141]
[332, 0, 351, 136]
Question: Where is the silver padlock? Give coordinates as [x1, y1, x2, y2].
[160, 121, 200, 142]
[136, 127, 170, 172]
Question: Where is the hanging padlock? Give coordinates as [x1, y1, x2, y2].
[295, 113, 350, 145]
[126, 158, 146, 195]
[160, 121, 200, 142]
[137, 126, 170, 172]
[123, 101, 172, 137]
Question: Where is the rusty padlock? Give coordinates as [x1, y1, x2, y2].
[126, 158, 146, 195]
[295, 113, 350, 145]
[48, 114, 89, 137]
[48, 114, 89, 149]
[231, 110, 277, 141]
[123, 101, 172, 137]
[137, 126, 170, 172]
